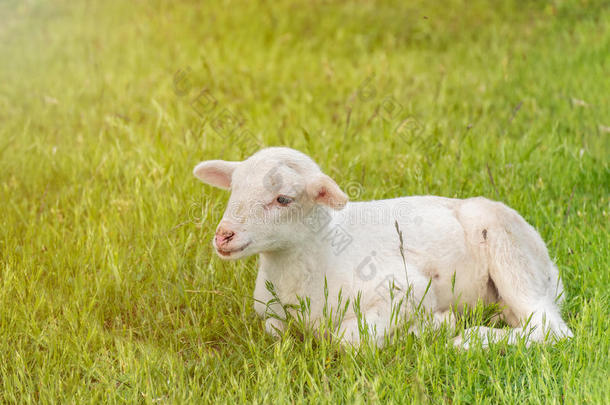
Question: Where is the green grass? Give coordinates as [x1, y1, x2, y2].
[1, 0, 609, 402]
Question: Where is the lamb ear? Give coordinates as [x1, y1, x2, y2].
[306, 173, 348, 210]
[193, 160, 240, 190]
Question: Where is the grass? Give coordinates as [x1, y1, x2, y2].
[0, 0, 609, 402]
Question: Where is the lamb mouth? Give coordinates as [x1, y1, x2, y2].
[217, 242, 251, 256]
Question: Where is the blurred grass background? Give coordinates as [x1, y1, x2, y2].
[0, 0, 608, 402]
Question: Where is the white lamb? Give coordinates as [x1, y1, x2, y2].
[193, 147, 573, 348]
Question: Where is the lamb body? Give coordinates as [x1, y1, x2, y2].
[194, 147, 573, 347]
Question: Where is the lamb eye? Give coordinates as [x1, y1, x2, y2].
[276, 196, 293, 206]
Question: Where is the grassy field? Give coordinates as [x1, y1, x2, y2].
[1, 0, 609, 402]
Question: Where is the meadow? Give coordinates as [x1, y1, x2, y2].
[0, 0, 608, 402]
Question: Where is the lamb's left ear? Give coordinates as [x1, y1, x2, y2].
[306, 173, 348, 210]
[193, 160, 240, 190]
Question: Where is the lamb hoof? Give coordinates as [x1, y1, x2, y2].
[452, 335, 469, 350]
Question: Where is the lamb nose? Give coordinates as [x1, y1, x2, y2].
[215, 227, 235, 244]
